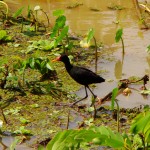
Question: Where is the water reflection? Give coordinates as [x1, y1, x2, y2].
[115, 53, 124, 79]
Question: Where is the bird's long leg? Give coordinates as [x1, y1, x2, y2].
[71, 86, 88, 106]
[87, 85, 97, 98]
[87, 85, 102, 106]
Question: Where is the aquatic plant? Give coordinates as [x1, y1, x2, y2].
[111, 87, 120, 132]
[115, 28, 125, 54]
[0, 30, 12, 43]
[46, 106, 150, 150]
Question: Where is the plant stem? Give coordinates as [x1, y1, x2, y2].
[66, 110, 70, 129]
[115, 99, 120, 132]
[93, 104, 97, 120]
[139, 134, 146, 150]
[121, 37, 125, 54]
[93, 36, 98, 73]
[21, 15, 24, 32]
[41, 9, 50, 27]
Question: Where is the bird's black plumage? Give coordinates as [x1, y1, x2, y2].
[54, 54, 105, 105]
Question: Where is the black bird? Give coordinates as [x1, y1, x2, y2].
[53, 54, 105, 105]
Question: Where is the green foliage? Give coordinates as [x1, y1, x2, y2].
[13, 126, 32, 135]
[13, 7, 24, 18]
[54, 26, 69, 47]
[111, 87, 118, 110]
[14, 57, 53, 75]
[108, 5, 125, 10]
[20, 117, 30, 124]
[47, 126, 127, 150]
[115, 28, 125, 53]
[46, 110, 150, 150]
[115, 28, 123, 43]
[50, 15, 66, 38]
[87, 28, 94, 43]
[0, 30, 12, 42]
[140, 89, 150, 94]
[53, 9, 64, 17]
[146, 45, 150, 53]
[27, 40, 55, 53]
[131, 110, 150, 143]
[10, 138, 21, 150]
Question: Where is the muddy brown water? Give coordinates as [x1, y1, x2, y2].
[2, 0, 150, 149]
[5, 0, 150, 108]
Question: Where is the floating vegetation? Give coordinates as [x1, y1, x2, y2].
[66, 2, 83, 9]
[89, 7, 100, 12]
[108, 4, 125, 10]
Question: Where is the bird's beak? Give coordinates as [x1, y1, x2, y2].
[52, 56, 61, 62]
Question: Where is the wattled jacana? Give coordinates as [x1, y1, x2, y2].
[53, 54, 105, 105]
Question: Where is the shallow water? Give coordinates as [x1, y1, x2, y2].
[2, 0, 150, 149]
[5, 0, 150, 108]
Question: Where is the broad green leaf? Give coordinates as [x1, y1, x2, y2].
[46, 63, 53, 70]
[54, 26, 69, 47]
[53, 9, 64, 16]
[13, 7, 24, 18]
[50, 15, 66, 38]
[87, 28, 94, 43]
[111, 88, 118, 110]
[130, 111, 150, 136]
[115, 28, 123, 43]
[0, 30, 7, 40]
[47, 126, 126, 150]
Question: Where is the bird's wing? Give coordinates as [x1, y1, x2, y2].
[69, 66, 102, 85]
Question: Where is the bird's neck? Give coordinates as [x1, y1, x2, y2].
[64, 62, 73, 72]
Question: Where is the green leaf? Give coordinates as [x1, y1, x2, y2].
[20, 117, 30, 124]
[115, 28, 123, 43]
[13, 7, 24, 18]
[10, 138, 21, 150]
[13, 126, 32, 135]
[27, 5, 31, 18]
[146, 45, 150, 53]
[0, 30, 7, 40]
[47, 126, 126, 150]
[30, 103, 39, 108]
[130, 111, 150, 136]
[46, 63, 53, 70]
[53, 9, 64, 16]
[87, 28, 94, 43]
[140, 89, 150, 95]
[54, 26, 69, 47]
[28, 57, 35, 69]
[50, 15, 66, 38]
[111, 88, 118, 110]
